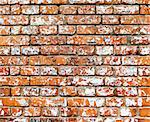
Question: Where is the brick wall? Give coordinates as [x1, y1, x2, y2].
[0, 0, 150, 121]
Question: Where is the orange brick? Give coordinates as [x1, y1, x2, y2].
[139, 108, 150, 117]
[140, 5, 150, 14]
[138, 77, 150, 86]
[11, 87, 21, 96]
[139, 88, 150, 96]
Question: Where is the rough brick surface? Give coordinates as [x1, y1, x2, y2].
[0, 0, 150, 121]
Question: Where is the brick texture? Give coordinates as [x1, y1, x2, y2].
[0, 0, 150, 121]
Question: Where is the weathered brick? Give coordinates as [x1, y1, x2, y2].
[61, 107, 78, 117]
[116, 87, 138, 96]
[11, 5, 21, 14]
[96, 66, 113, 76]
[0, 36, 30, 46]
[20, 66, 40, 75]
[21, 5, 39, 14]
[11, 87, 21, 96]
[11, 107, 22, 117]
[77, 25, 97, 34]
[120, 107, 137, 117]
[40, 5, 58, 14]
[121, 15, 150, 24]
[114, 25, 140, 34]
[39, 26, 57, 35]
[0, 88, 10, 96]
[0, 107, 10, 116]
[72, 76, 104, 86]
[96, 46, 113, 55]
[96, 25, 113, 34]
[31, 0, 68, 4]
[24, 107, 41, 116]
[79, 108, 97, 117]
[78, 87, 95, 96]
[102, 15, 119, 24]
[0, 15, 28, 25]
[40, 66, 57, 75]
[68, 97, 105, 107]
[8, 0, 30, 4]
[59, 25, 76, 35]
[96, 87, 114, 96]
[78, 5, 95, 14]
[114, 66, 137, 76]
[0, 5, 10, 14]
[66, 15, 101, 24]
[138, 67, 150, 76]
[99, 107, 118, 116]
[113, 5, 139, 14]
[103, 56, 121, 65]
[30, 15, 65, 25]
[130, 36, 150, 44]
[40, 87, 58, 96]
[114, 46, 137, 55]
[59, 5, 77, 14]
[60, 86, 77, 96]
[96, 5, 113, 14]
[30, 97, 66, 107]
[42, 107, 59, 117]
[106, 97, 124, 107]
